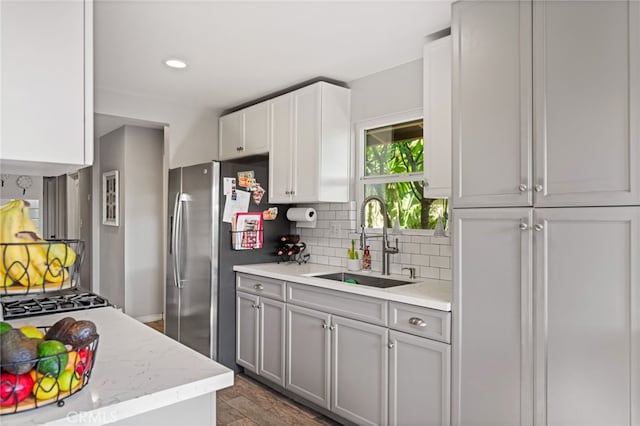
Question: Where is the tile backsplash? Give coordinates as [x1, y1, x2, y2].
[293, 202, 452, 281]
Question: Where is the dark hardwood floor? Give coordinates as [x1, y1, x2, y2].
[144, 320, 339, 425]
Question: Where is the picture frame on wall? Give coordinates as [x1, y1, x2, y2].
[103, 170, 119, 226]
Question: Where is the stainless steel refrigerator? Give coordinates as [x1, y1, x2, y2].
[166, 158, 289, 369]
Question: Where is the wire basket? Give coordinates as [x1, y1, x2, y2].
[0, 240, 84, 296]
[0, 327, 99, 415]
[230, 230, 264, 250]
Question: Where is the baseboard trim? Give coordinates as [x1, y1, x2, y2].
[135, 313, 163, 323]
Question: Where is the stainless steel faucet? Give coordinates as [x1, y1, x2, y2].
[359, 195, 399, 275]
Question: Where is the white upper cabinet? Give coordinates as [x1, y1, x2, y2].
[0, 0, 93, 175]
[269, 94, 294, 203]
[269, 82, 350, 204]
[218, 103, 269, 161]
[424, 34, 452, 199]
[219, 110, 244, 160]
[533, 1, 640, 206]
[452, 0, 532, 208]
[453, 0, 639, 208]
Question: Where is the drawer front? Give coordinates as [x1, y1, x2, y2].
[237, 273, 286, 301]
[287, 282, 387, 326]
[389, 302, 451, 343]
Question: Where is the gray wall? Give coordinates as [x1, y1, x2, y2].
[99, 126, 126, 309]
[97, 125, 164, 319]
[350, 58, 423, 123]
[122, 126, 164, 320]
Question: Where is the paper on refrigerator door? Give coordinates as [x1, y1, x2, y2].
[222, 189, 250, 223]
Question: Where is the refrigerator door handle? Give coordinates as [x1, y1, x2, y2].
[171, 192, 181, 288]
[175, 193, 192, 289]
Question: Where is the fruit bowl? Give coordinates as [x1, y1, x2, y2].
[0, 239, 84, 296]
[0, 323, 99, 415]
[1, 199, 85, 295]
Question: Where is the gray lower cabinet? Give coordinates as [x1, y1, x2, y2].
[286, 304, 331, 409]
[453, 208, 533, 426]
[236, 292, 259, 372]
[236, 291, 285, 387]
[258, 297, 286, 387]
[389, 330, 450, 426]
[534, 207, 640, 426]
[239, 277, 452, 426]
[331, 316, 388, 426]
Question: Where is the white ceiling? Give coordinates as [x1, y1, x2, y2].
[95, 1, 452, 112]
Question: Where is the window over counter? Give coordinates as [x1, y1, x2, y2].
[357, 111, 448, 232]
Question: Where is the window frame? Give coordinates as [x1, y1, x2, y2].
[355, 108, 436, 236]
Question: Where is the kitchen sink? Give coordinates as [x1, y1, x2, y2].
[313, 272, 412, 289]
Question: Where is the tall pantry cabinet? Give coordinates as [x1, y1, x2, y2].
[452, 1, 640, 426]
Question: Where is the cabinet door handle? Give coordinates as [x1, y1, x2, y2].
[329, 325, 336, 331]
[322, 323, 328, 329]
[254, 284, 264, 291]
[519, 223, 529, 231]
[535, 224, 544, 232]
[535, 185, 544, 192]
[251, 303, 260, 309]
[408, 317, 427, 327]
[518, 183, 528, 192]
[388, 342, 395, 349]
[236, 146, 244, 152]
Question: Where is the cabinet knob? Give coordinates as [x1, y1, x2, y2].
[388, 342, 395, 349]
[518, 183, 528, 192]
[535, 224, 544, 232]
[329, 325, 336, 331]
[236, 146, 244, 152]
[322, 323, 328, 329]
[251, 303, 260, 309]
[535, 185, 544, 192]
[254, 284, 264, 291]
[408, 317, 427, 327]
[519, 223, 529, 231]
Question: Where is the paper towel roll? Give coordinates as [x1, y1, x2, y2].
[286, 207, 316, 222]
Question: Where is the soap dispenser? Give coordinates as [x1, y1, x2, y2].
[362, 245, 371, 271]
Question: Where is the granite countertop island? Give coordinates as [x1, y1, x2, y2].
[2, 307, 233, 426]
[233, 262, 452, 311]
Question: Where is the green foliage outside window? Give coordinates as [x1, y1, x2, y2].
[363, 120, 448, 230]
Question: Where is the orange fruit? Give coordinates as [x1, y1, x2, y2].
[64, 351, 79, 371]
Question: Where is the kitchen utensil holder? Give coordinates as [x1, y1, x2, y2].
[0, 327, 99, 415]
[230, 230, 264, 250]
[0, 240, 84, 296]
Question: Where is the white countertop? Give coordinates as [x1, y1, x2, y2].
[233, 263, 452, 311]
[2, 307, 233, 425]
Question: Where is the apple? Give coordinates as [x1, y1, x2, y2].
[0, 372, 34, 406]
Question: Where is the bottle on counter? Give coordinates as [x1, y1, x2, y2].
[362, 245, 371, 271]
[287, 245, 301, 257]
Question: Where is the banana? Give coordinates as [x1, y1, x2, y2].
[19, 201, 77, 268]
[0, 201, 46, 287]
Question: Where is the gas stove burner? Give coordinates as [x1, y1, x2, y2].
[1, 290, 111, 320]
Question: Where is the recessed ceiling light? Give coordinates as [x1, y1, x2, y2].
[165, 59, 187, 69]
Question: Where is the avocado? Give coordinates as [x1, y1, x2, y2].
[44, 317, 76, 342]
[0, 329, 38, 374]
[65, 320, 98, 348]
[44, 317, 97, 349]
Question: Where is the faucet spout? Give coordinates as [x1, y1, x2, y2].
[359, 195, 398, 275]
